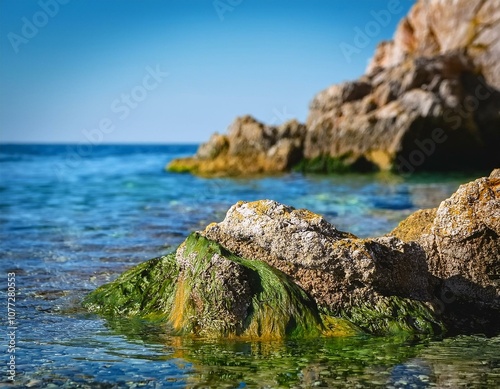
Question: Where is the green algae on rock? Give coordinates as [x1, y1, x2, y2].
[293, 154, 378, 174]
[342, 295, 445, 336]
[85, 233, 350, 339]
[83, 253, 179, 319]
[170, 232, 327, 338]
[85, 171, 499, 338]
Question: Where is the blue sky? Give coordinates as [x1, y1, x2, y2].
[0, 0, 414, 143]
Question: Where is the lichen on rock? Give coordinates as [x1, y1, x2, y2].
[391, 168, 500, 334]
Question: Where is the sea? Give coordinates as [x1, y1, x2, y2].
[0, 144, 499, 388]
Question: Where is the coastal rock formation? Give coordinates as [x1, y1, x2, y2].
[304, 52, 500, 173]
[168, 116, 305, 176]
[305, 0, 500, 173]
[167, 0, 500, 176]
[391, 168, 500, 332]
[84, 232, 330, 338]
[366, 0, 500, 90]
[85, 171, 500, 338]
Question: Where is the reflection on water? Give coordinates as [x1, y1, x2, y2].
[93, 317, 500, 388]
[1, 145, 497, 388]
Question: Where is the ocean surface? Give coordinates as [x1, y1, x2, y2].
[0, 144, 499, 388]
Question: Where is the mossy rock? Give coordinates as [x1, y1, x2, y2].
[175, 233, 331, 338]
[293, 153, 377, 174]
[342, 296, 445, 336]
[84, 233, 358, 338]
[84, 232, 445, 338]
[83, 253, 180, 319]
[166, 157, 199, 174]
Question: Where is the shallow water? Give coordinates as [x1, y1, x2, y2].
[0, 144, 498, 388]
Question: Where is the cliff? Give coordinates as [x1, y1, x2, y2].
[168, 0, 500, 176]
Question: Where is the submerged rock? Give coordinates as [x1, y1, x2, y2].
[85, 171, 499, 337]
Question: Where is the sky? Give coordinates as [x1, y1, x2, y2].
[0, 0, 415, 144]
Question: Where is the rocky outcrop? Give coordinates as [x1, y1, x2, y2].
[367, 0, 500, 90]
[391, 168, 500, 333]
[305, 52, 500, 172]
[168, 116, 305, 176]
[85, 171, 500, 337]
[168, 0, 500, 176]
[303, 0, 500, 173]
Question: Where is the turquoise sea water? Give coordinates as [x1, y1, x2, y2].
[0, 144, 499, 388]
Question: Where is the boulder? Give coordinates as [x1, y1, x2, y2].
[203, 200, 443, 335]
[167, 116, 306, 177]
[85, 171, 500, 337]
[84, 232, 352, 339]
[391, 168, 500, 333]
[305, 52, 500, 173]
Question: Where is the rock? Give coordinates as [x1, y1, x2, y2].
[85, 171, 500, 337]
[305, 52, 500, 173]
[195, 133, 229, 159]
[168, 0, 500, 176]
[391, 168, 500, 334]
[84, 232, 349, 338]
[366, 0, 500, 90]
[167, 116, 306, 176]
[203, 200, 443, 335]
[390, 208, 437, 242]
